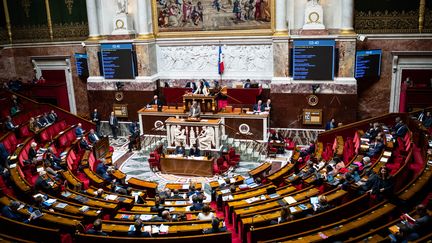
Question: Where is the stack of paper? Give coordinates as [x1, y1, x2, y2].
[106, 195, 118, 201]
[45, 198, 57, 205]
[159, 224, 169, 234]
[55, 203, 68, 209]
[140, 214, 152, 221]
[222, 195, 233, 201]
[283, 196, 297, 205]
[79, 206, 89, 212]
[245, 197, 259, 204]
[289, 207, 297, 213]
[383, 151, 392, 157]
[220, 189, 230, 194]
[151, 225, 159, 234]
[182, 184, 189, 190]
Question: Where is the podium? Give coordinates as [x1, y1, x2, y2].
[183, 94, 217, 113]
[165, 117, 222, 150]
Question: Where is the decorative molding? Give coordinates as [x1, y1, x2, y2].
[157, 44, 273, 79]
[65, 0, 74, 15]
[355, 10, 422, 34]
[21, 0, 32, 18]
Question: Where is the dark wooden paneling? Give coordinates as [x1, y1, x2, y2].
[270, 93, 357, 129]
[87, 90, 154, 121]
[224, 117, 264, 140]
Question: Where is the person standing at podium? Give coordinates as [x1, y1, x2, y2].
[149, 95, 163, 106]
[189, 100, 201, 118]
[253, 100, 264, 113]
[194, 80, 209, 96]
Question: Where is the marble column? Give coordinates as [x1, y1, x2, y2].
[340, 0, 354, 34]
[274, 0, 288, 35]
[86, 0, 100, 38]
[85, 44, 100, 77]
[137, 0, 153, 38]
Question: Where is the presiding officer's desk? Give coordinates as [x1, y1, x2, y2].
[161, 154, 214, 177]
[138, 106, 269, 141]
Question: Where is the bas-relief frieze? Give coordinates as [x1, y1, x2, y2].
[157, 44, 273, 76]
[87, 80, 157, 91]
[271, 82, 357, 94]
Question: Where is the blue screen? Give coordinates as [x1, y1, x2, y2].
[101, 43, 135, 79]
[355, 49, 382, 79]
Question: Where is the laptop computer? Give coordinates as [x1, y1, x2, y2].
[266, 187, 276, 195]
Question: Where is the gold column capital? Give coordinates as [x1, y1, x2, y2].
[2, 0, 12, 43]
[45, 0, 53, 40]
[419, 0, 426, 33]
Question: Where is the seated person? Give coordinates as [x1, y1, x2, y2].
[75, 123, 84, 138]
[148, 95, 163, 107]
[243, 79, 251, 88]
[422, 111, 432, 128]
[129, 121, 139, 136]
[34, 171, 56, 194]
[395, 204, 431, 241]
[10, 105, 20, 116]
[270, 206, 295, 224]
[366, 137, 384, 158]
[96, 159, 113, 182]
[189, 143, 201, 157]
[80, 137, 92, 150]
[94, 188, 104, 198]
[36, 116, 48, 128]
[300, 141, 316, 158]
[393, 117, 408, 138]
[190, 194, 204, 211]
[29, 117, 39, 133]
[368, 166, 393, 200]
[5, 116, 17, 131]
[313, 195, 334, 214]
[128, 219, 150, 236]
[45, 148, 62, 169]
[175, 142, 186, 156]
[189, 101, 201, 118]
[185, 81, 197, 92]
[86, 219, 108, 236]
[151, 210, 172, 222]
[88, 129, 99, 144]
[364, 122, 382, 141]
[1, 201, 34, 223]
[197, 204, 214, 220]
[170, 189, 184, 199]
[47, 110, 57, 123]
[203, 218, 227, 234]
[28, 142, 38, 162]
[253, 100, 264, 113]
[264, 99, 272, 112]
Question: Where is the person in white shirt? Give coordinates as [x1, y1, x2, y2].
[197, 204, 214, 221]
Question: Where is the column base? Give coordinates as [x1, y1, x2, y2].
[136, 33, 155, 40]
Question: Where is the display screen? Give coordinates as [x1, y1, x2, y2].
[355, 49, 382, 79]
[101, 43, 135, 79]
[293, 39, 335, 80]
[74, 53, 89, 78]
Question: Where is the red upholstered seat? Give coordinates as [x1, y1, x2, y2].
[88, 152, 97, 171]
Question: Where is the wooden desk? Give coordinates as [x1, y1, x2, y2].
[183, 94, 217, 113]
[165, 183, 202, 191]
[138, 108, 269, 141]
[248, 162, 272, 177]
[160, 155, 214, 177]
[127, 177, 158, 197]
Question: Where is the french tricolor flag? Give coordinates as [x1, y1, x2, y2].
[218, 45, 224, 75]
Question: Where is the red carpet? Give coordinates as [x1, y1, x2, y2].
[210, 201, 242, 243]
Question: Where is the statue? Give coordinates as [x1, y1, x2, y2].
[303, 0, 325, 30]
[172, 125, 186, 146]
[117, 0, 128, 14]
[189, 127, 196, 147]
[198, 126, 215, 150]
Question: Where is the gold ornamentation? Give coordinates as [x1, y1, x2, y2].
[2, 0, 12, 43]
[355, 10, 419, 33]
[21, 0, 32, 18]
[44, 0, 53, 40]
[419, 0, 425, 33]
[308, 12, 320, 24]
[151, 0, 275, 38]
[307, 95, 319, 106]
[115, 19, 125, 29]
[115, 92, 124, 102]
[65, 0, 74, 15]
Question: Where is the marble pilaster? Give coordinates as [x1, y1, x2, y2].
[340, 0, 354, 33]
[85, 44, 100, 77]
[274, 0, 288, 35]
[137, 0, 152, 37]
[337, 39, 356, 77]
[273, 41, 289, 77]
[135, 42, 157, 77]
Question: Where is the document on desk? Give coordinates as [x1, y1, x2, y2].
[159, 224, 169, 234]
[283, 196, 297, 205]
[55, 203, 68, 209]
[151, 225, 159, 234]
[140, 214, 153, 221]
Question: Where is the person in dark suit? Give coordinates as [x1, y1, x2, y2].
[189, 143, 200, 157]
[149, 95, 163, 107]
[1, 201, 33, 223]
[109, 111, 119, 139]
[366, 137, 385, 157]
[34, 171, 54, 194]
[185, 81, 197, 92]
[0, 143, 9, 169]
[243, 79, 251, 88]
[325, 118, 337, 130]
[393, 117, 408, 138]
[128, 219, 151, 237]
[75, 123, 84, 138]
[91, 108, 101, 136]
[175, 142, 186, 156]
[264, 99, 272, 112]
[88, 129, 99, 144]
[80, 137, 92, 150]
[422, 111, 432, 128]
[203, 218, 227, 234]
[86, 219, 108, 236]
[253, 100, 264, 113]
[5, 116, 17, 131]
[28, 142, 38, 162]
[47, 110, 57, 123]
[397, 204, 431, 241]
